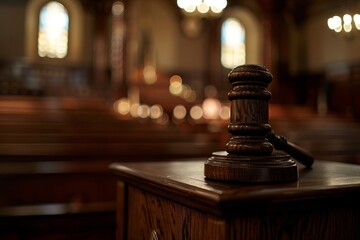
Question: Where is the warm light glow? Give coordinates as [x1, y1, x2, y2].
[128, 87, 139, 105]
[130, 103, 140, 118]
[169, 75, 183, 96]
[198, 2, 209, 13]
[354, 14, 360, 30]
[177, 0, 227, 16]
[190, 105, 203, 120]
[219, 105, 230, 120]
[137, 104, 150, 118]
[177, 0, 190, 9]
[221, 18, 246, 69]
[114, 98, 130, 115]
[333, 16, 342, 31]
[173, 105, 187, 120]
[168, 75, 197, 102]
[343, 14, 352, 24]
[327, 17, 335, 29]
[150, 105, 163, 119]
[344, 23, 352, 32]
[202, 98, 221, 119]
[169, 82, 183, 95]
[111, 1, 124, 84]
[155, 113, 170, 126]
[143, 65, 157, 84]
[184, 4, 196, 13]
[327, 13, 360, 34]
[343, 14, 352, 32]
[169, 75, 182, 84]
[38, 1, 69, 58]
[185, 90, 197, 102]
[210, 0, 227, 14]
[181, 85, 196, 102]
[112, 1, 124, 16]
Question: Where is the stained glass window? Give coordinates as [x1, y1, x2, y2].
[38, 1, 69, 58]
[221, 18, 246, 69]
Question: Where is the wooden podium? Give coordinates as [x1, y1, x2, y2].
[111, 160, 360, 239]
[110, 65, 360, 239]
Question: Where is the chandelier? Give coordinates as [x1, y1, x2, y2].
[327, 13, 360, 33]
[177, 0, 227, 16]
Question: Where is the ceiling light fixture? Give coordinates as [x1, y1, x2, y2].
[177, 0, 227, 17]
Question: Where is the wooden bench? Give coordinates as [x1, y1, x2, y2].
[269, 104, 360, 164]
[0, 96, 224, 239]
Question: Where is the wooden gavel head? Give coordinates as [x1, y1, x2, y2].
[204, 64, 299, 183]
[226, 64, 273, 155]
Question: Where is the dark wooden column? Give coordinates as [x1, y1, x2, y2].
[80, 0, 113, 96]
[258, 0, 288, 103]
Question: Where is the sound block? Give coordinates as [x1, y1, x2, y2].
[205, 151, 298, 182]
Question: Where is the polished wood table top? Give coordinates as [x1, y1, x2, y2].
[110, 159, 360, 217]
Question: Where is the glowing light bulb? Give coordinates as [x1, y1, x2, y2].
[197, 2, 209, 13]
[354, 14, 360, 30]
[327, 17, 335, 30]
[343, 14, 352, 24]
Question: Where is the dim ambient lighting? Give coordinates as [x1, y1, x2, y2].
[150, 105, 163, 119]
[219, 105, 230, 120]
[130, 103, 140, 118]
[327, 13, 360, 34]
[137, 104, 151, 119]
[114, 98, 130, 115]
[154, 113, 170, 126]
[202, 98, 221, 120]
[177, 0, 227, 16]
[169, 75, 197, 102]
[169, 75, 183, 95]
[143, 65, 157, 85]
[173, 105, 187, 120]
[113, 98, 165, 121]
[113, 97, 230, 124]
[112, 1, 124, 16]
[113, 81, 231, 124]
[190, 105, 203, 120]
[111, 1, 124, 84]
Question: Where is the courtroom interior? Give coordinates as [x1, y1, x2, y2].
[0, 0, 360, 239]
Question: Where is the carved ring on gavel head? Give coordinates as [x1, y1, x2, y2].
[226, 64, 273, 155]
[204, 64, 299, 183]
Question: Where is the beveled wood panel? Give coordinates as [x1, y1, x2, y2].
[126, 186, 226, 240]
[113, 160, 360, 239]
[228, 206, 360, 240]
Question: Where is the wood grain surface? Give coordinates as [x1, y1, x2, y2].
[126, 186, 226, 239]
[113, 160, 360, 239]
[111, 160, 360, 217]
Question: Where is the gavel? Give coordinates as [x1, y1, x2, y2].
[266, 131, 314, 168]
[205, 64, 314, 182]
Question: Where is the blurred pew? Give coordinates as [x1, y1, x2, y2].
[0, 96, 223, 239]
[2, 96, 360, 239]
[269, 104, 360, 164]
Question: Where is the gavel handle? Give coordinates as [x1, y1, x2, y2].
[266, 131, 314, 168]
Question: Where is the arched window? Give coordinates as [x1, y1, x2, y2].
[38, 1, 69, 58]
[221, 18, 246, 69]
